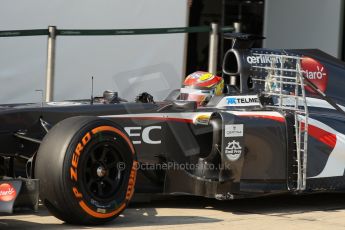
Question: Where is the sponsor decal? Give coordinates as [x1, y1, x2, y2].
[124, 126, 162, 145]
[301, 57, 328, 93]
[215, 193, 234, 200]
[225, 124, 244, 137]
[97, 208, 107, 214]
[247, 55, 283, 65]
[225, 140, 242, 161]
[0, 183, 17, 202]
[217, 95, 261, 108]
[226, 96, 260, 106]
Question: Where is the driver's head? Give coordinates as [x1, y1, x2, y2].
[180, 71, 224, 106]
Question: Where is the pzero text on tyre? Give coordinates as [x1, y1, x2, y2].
[35, 116, 137, 225]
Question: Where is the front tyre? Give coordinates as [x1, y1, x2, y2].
[35, 117, 137, 225]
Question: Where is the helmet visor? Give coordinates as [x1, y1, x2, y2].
[180, 88, 212, 105]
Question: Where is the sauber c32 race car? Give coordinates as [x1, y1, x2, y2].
[0, 34, 345, 225]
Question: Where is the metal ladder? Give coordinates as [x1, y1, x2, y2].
[250, 52, 309, 191]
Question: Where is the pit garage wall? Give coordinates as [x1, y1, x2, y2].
[0, 0, 189, 104]
[263, 0, 344, 58]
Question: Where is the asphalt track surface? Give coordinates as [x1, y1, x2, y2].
[1, 193, 345, 229]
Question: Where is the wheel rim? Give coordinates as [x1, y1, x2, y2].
[82, 140, 124, 201]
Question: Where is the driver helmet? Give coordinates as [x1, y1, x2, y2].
[180, 71, 224, 106]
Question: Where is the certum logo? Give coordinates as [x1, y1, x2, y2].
[0, 183, 16, 202]
[301, 57, 328, 93]
[125, 126, 162, 145]
[225, 124, 244, 137]
[247, 55, 283, 65]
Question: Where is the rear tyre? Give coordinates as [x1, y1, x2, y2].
[35, 116, 137, 225]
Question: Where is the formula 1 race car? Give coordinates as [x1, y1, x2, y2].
[1, 33, 345, 225]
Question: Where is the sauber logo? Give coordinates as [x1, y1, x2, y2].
[0, 183, 16, 202]
[301, 57, 328, 93]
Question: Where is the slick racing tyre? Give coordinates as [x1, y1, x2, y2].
[35, 116, 137, 225]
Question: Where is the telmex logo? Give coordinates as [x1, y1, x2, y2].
[217, 95, 261, 108]
[226, 97, 259, 105]
[301, 57, 328, 93]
